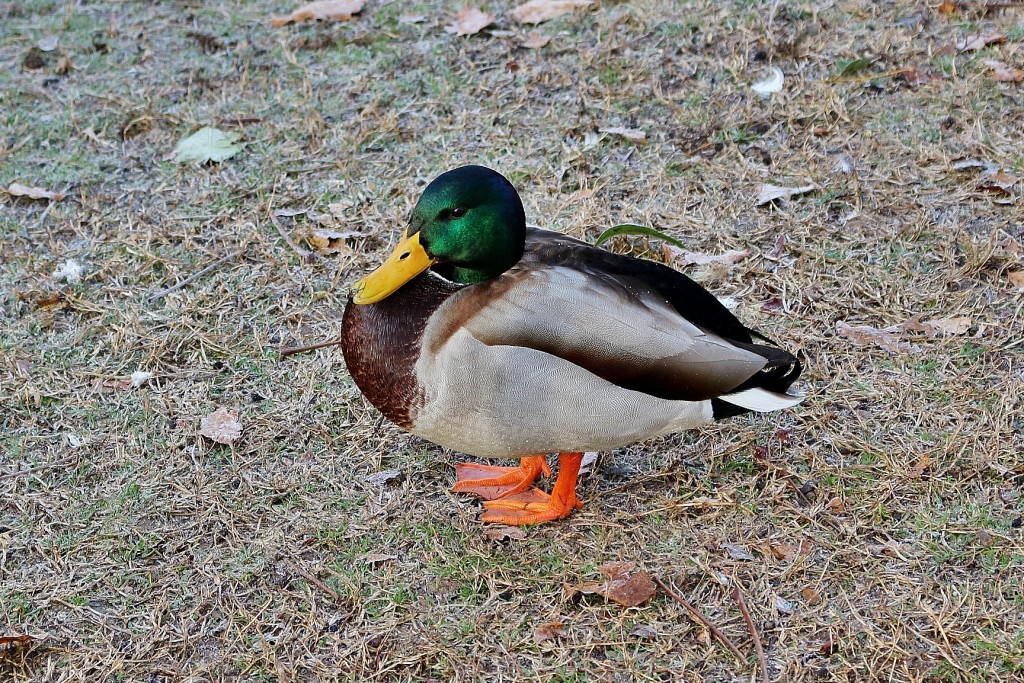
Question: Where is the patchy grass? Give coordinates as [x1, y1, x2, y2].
[2, 0, 1023, 681]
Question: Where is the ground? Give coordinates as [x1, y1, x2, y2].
[1, 0, 1023, 681]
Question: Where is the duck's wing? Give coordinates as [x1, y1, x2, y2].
[438, 228, 800, 406]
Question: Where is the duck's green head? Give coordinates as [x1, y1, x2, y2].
[352, 165, 526, 304]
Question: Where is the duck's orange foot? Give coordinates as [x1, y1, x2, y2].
[479, 487, 583, 526]
[452, 455, 551, 500]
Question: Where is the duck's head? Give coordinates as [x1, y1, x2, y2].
[351, 165, 526, 304]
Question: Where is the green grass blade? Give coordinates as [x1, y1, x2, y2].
[593, 224, 688, 250]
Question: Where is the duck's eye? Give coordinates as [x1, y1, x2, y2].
[450, 206, 467, 218]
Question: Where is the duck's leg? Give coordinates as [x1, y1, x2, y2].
[479, 452, 584, 525]
[452, 455, 552, 500]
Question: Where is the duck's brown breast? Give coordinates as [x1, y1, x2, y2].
[341, 273, 461, 429]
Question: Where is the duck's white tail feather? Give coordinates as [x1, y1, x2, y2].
[720, 387, 805, 412]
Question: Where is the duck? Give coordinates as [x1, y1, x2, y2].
[341, 165, 803, 526]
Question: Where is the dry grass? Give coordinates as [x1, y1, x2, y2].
[2, 0, 1022, 681]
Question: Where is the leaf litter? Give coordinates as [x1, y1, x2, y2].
[512, 0, 593, 25]
[445, 8, 495, 36]
[572, 562, 657, 607]
[271, 0, 365, 26]
[199, 407, 242, 445]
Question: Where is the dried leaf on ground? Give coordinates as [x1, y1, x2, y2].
[801, 587, 822, 605]
[484, 525, 528, 541]
[364, 469, 402, 486]
[6, 182, 67, 201]
[511, 0, 593, 24]
[664, 244, 751, 267]
[722, 543, 756, 561]
[938, 0, 959, 14]
[836, 321, 922, 354]
[775, 595, 796, 613]
[174, 127, 242, 164]
[578, 451, 599, 475]
[600, 126, 646, 141]
[631, 624, 659, 638]
[958, 32, 1005, 52]
[887, 315, 972, 337]
[983, 60, 1024, 82]
[1009, 270, 1024, 289]
[306, 228, 364, 254]
[533, 622, 566, 644]
[271, 0, 365, 26]
[978, 168, 1019, 194]
[52, 259, 85, 284]
[573, 562, 657, 607]
[770, 540, 814, 561]
[522, 31, 550, 48]
[907, 454, 931, 479]
[199, 407, 242, 445]
[445, 8, 495, 36]
[751, 67, 784, 96]
[360, 552, 398, 563]
[756, 183, 816, 205]
[0, 634, 36, 648]
[900, 68, 937, 86]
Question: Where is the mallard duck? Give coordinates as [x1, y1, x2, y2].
[341, 165, 803, 526]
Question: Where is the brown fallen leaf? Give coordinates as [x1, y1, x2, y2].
[722, 543, 756, 561]
[1009, 270, 1024, 289]
[978, 168, 1019, 194]
[664, 244, 751, 267]
[6, 182, 67, 201]
[573, 562, 657, 607]
[983, 60, 1024, 82]
[199, 407, 242, 445]
[0, 634, 36, 648]
[769, 540, 813, 562]
[445, 7, 495, 36]
[271, 0, 365, 26]
[899, 68, 937, 86]
[907, 454, 930, 479]
[360, 552, 398, 563]
[800, 587, 822, 605]
[600, 126, 646, 141]
[755, 183, 816, 205]
[933, 44, 958, 58]
[533, 621, 567, 644]
[512, 0, 593, 25]
[522, 31, 550, 48]
[484, 524, 528, 541]
[306, 227, 364, 254]
[958, 31, 1005, 52]
[364, 469, 402, 486]
[886, 315, 972, 337]
[836, 321, 922, 354]
[938, 0, 959, 13]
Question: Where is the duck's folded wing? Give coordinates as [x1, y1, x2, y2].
[451, 264, 769, 402]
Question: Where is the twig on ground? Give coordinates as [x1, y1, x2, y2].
[268, 211, 313, 260]
[278, 338, 344, 358]
[731, 581, 768, 683]
[653, 576, 745, 663]
[288, 560, 342, 602]
[147, 249, 244, 301]
[0, 455, 78, 482]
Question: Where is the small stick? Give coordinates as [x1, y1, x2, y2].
[731, 582, 769, 683]
[653, 576, 745, 663]
[288, 561, 341, 602]
[268, 211, 313, 260]
[278, 338, 344, 358]
[148, 249, 244, 301]
[0, 455, 77, 482]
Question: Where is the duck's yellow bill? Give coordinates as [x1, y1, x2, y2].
[351, 230, 437, 304]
